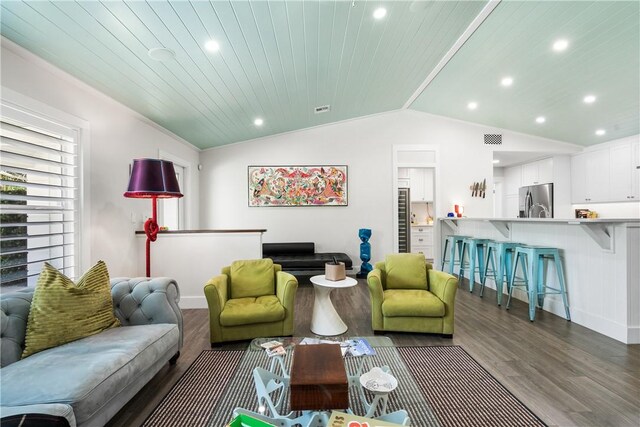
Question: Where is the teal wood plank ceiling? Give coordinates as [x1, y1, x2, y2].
[410, 1, 640, 146]
[0, 1, 638, 149]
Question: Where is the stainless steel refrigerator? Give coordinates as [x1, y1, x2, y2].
[398, 188, 411, 252]
[519, 183, 553, 218]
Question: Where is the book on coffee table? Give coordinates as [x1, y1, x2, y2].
[259, 340, 283, 350]
[259, 340, 286, 358]
[327, 411, 403, 426]
[341, 338, 376, 357]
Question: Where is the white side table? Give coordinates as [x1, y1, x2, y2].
[309, 275, 358, 336]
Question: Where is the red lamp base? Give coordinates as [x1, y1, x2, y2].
[143, 197, 159, 277]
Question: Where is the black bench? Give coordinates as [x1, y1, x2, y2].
[262, 242, 353, 274]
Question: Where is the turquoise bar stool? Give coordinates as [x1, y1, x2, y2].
[481, 241, 520, 305]
[458, 238, 492, 292]
[506, 246, 571, 322]
[440, 235, 470, 275]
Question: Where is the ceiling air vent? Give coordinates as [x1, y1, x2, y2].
[484, 134, 502, 145]
[314, 105, 330, 114]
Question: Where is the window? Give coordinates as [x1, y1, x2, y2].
[0, 108, 79, 293]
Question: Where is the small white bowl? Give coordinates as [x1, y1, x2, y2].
[359, 367, 398, 393]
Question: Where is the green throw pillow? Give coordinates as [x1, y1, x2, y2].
[22, 261, 120, 358]
[385, 253, 428, 290]
[229, 259, 275, 299]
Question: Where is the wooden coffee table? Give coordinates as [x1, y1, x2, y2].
[289, 344, 348, 411]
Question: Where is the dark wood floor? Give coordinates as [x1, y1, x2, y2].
[107, 279, 640, 427]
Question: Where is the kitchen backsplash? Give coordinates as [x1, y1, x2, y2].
[411, 201, 434, 224]
[570, 202, 640, 219]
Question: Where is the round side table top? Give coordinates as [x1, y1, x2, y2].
[310, 275, 358, 289]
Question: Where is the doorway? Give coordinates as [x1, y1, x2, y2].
[159, 163, 185, 231]
[393, 146, 439, 262]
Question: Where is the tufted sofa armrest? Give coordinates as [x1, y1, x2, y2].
[0, 289, 34, 368]
[110, 277, 183, 348]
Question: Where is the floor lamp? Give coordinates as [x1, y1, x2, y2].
[124, 158, 183, 277]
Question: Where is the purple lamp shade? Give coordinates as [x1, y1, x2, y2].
[124, 159, 183, 199]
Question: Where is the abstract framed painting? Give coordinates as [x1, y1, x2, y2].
[248, 165, 348, 207]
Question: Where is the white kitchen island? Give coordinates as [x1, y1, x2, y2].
[436, 217, 640, 344]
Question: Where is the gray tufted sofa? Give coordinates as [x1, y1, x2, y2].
[0, 277, 183, 427]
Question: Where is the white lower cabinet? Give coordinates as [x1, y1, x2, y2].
[411, 226, 434, 259]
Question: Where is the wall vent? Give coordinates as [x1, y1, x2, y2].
[314, 105, 330, 114]
[484, 134, 502, 145]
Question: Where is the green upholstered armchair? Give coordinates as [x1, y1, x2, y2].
[204, 259, 298, 344]
[367, 254, 458, 337]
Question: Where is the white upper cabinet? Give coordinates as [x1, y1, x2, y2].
[522, 158, 553, 186]
[571, 139, 639, 204]
[408, 168, 434, 201]
[571, 153, 588, 203]
[571, 148, 611, 203]
[609, 141, 639, 201]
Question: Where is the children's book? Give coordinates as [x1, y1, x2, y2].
[327, 411, 403, 427]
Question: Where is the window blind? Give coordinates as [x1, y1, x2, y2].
[0, 117, 78, 289]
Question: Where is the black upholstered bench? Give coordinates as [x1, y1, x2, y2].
[262, 242, 353, 274]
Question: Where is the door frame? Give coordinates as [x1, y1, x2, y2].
[158, 150, 192, 230]
[392, 145, 440, 255]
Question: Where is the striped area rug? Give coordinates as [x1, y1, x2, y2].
[143, 345, 545, 427]
[398, 346, 545, 427]
[142, 350, 244, 427]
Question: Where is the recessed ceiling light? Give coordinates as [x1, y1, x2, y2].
[501, 76, 513, 87]
[552, 39, 569, 52]
[536, 116, 546, 124]
[254, 118, 264, 126]
[204, 39, 220, 52]
[583, 94, 596, 104]
[595, 129, 606, 136]
[373, 7, 387, 19]
[148, 47, 176, 62]
[492, 159, 500, 164]
[467, 101, 478, 110]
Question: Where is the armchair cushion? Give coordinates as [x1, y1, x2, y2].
[384, 254, 427, 290]
[230, 259, 275, 299]
[382, 289, 445, 317]
[219, 295, 285, 327]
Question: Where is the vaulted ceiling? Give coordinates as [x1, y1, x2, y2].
[1, 1, 638, 150]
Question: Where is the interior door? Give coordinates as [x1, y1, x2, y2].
[159, 164, 185, 230]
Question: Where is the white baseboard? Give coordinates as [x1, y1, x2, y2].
[179, 296, 208, 309]
[483, 280, 637, 344]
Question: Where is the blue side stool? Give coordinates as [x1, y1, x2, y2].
[507, 246, 571, 321]
[441, 235, 470, 275]
[481, 241, 520, 305]
[459, 238, 491, 292]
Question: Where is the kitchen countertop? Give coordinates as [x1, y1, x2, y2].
[439, 217, 640, 224]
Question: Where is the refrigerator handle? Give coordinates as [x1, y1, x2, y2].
[525, 190, 533, 218]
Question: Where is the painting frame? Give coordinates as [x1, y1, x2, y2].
[248, 165, 348, 207]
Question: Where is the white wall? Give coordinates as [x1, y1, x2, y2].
[200, 109, 580, 264]
[1, 39, 200, 277]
